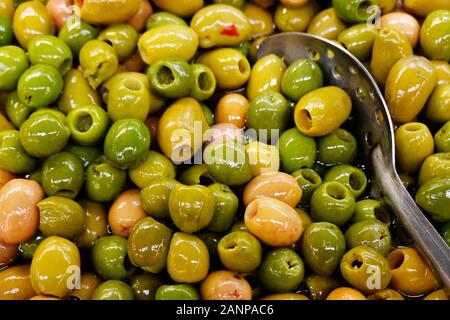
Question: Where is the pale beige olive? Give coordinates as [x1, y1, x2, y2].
[0, 179, 44, 245]
[108, 189, 147, 238]
[201, 270, 252, 300]
[243, 172, 302, 207]
[244, 196, 303, 246]
[380, 12, 420, 47]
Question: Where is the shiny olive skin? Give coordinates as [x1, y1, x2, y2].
[130, 273, 163, 300]
[64, 144, 101, 169]
[387, 248, 440, 296]
[425, 84, 450, 123]
[0, 265, 36, 300]
[127, 216, 173, 273]
[108, 189, 147, 238]
[351, 199, 391, 227]
[244, 197, 303, 247]
[418, 153, 450, 186]
[385, 56, 436, 123]
[305, 274, 341, 300]
[27, 35, 72, 75]
[332, 0, 377, 23]
[420, 10, 450, 61]
[367, 289, 405, 300]
[92, 236, 135, 280]
[190, 64, 216, 101]
[85, 156, 127, 202]
[0, 0, 14, 18]
[17, 64, 63, 108]
[204, 140, 252, 186]
[5, 91, 33, 129]
[257, 248, 304, 293]
[243, 172, 302, 208]
[215, 93, 248, 129]
[274, 2, 319, 33]
[423, 289, 449, 300]
[245, 141, 280, 176]
[218, 231, 262, 273]
[278, 128, 316, 173]
[148, 57, 194, 99]
[247, 54, 286, 100]
[157, 97, 209, 163]
[104, 119, 150, 170]
[345, 220, 392, 257]
[244, 3, 274, 38]
[167, 232, 209, 283]
[41, 152, 84, 199]
[197, 48, 251, 90]
[301, 222, 346, 276]
[317, 129, 357, 166]
[0, 179, 44, 245]
[98, 23, 138, 62]
[169, 184, 215, 233]
[30, 236, 80, 298]
[190, 4, 251, 48]
[107, 76, 150, 122]
[440, 221, 450, 246]
[434, 121, 450, 153]
[0, 242, 18, 267]
[37, 196, 85, 238]
[337, 24, 378, 61]
[74, 200, 108, 249]
[79, 40, 118, 89]
[13, 1, 54, 49]
[294, 86, 352, 137]
[380, 12, 420, 48]
[19, 233, 46, 260]
[282, 58, 323, 102]
[310, 181, 356, 226]
[207, 183, 239, 232]
[371, 28, 413, 86]
[58, 69, 101, 115]
[0, 46, 28, 91]
[70, 273, 101, 300]
[92, 280, 134, 300]
[292, 168, 322, 207]
[323, 165, 367, 199]
[340, 246, 391, 294]
[152, 0, 203, 17]
[146, 12, 187, 30]
[19, 113, 70, 158]
[58, 20, 99, 56]
[415, 176, 450, 222]
[247, 91, 290, 141]
[433, 60, 450, 86]
[307, 8, 347, 40]
[138, 25, 198, 65]
[156, 284, 200, 300]
[67, 105, 109, 146]
[0, 16, 13, 46]
[395, 122, 434, 174]
[129, 151, 175, 189]
[141, 177, 180, 219]
[0, 130, 37, 174]
[201, 270, 252, 300]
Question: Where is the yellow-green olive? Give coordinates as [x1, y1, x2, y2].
[74, 200, 108, 249]
[152, 0, 203, 17]
[307, 8, 347, 40]
[274, 1, 319, 32]
[380, 12, 420, 48]
[0, 265, 36, 300]
[190, 4, 251, 48]
[432, 60, 450, 86]
[394, 122, 434, 174]
[337, 23, 378, 61]
[70, 273, 101, 300]
[385, 56, 436, 123]
[0, 0, 14, 18]
[13, 1, 55, 49]
[403, 0, 450, 17]
[197, 49, 251, 90]
[246, 54, 286, 100]
[129, 151, 176, 189]
[294, 86, 352, 137]
[243, 3, 274, 39]
[167, 233, 209, 283]
[30, 236, 80, 298]
[78, 0, 141, 25]
[245, 141, 280, 176]
[370, 28, 413, 86]
[138, 25, 199, 65]
[157, 97, 209, 163]
[425, 84, 450, 123]
[418, 153, 450, 186]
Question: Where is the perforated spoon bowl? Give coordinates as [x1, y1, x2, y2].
[257, 32, 450, 292]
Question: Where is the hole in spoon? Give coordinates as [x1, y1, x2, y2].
[327, 49, 335, 59]
[349, 66, 358, 75]
[356, 87, 367, 101]
[365, 131, 375, 146]
[333, 66, 344, 80]
[308, 48, 320, 61]
[376, 110, 384, 124]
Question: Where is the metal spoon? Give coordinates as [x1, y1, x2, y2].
[258, 32, 450, 292]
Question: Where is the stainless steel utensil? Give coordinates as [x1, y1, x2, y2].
[258, 32, 450, 292]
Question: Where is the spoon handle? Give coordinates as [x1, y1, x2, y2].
[372, 145, 450, 294]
